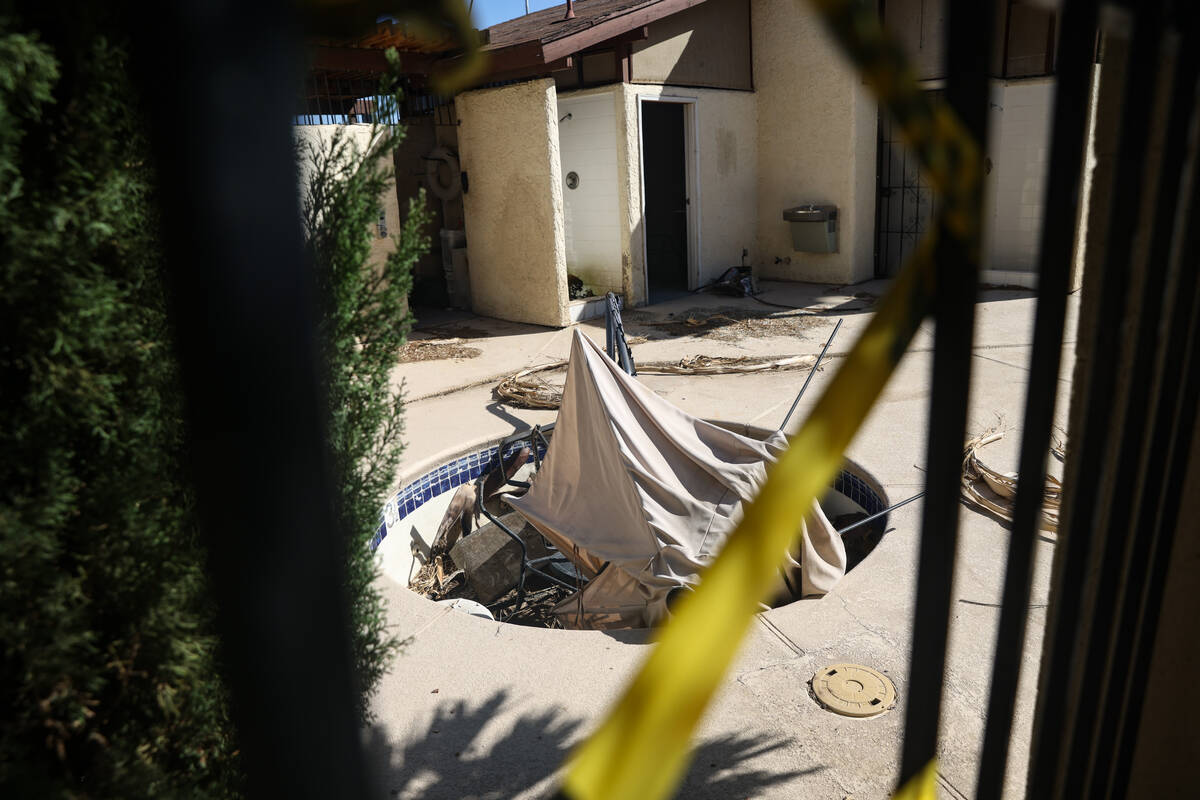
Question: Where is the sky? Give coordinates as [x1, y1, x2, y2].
[470, 0, 563, 30]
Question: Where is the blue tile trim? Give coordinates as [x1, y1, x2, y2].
[371, 437, 550, 551]
[371, 440, 885, 552]
[832, 470, 885, 516]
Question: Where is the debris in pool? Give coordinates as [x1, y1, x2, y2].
[411, 553, 574, 629]
[504, 331, 846, 630]
[407, 330, 889, 631]
[449, 513, 548, 604]
[431, 446, 531, 551]
[432, 484, 477, 551]
[435, 598, 494, 621]
[833, 512, 886, 571]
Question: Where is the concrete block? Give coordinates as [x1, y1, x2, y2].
[449, 512, 548, 604]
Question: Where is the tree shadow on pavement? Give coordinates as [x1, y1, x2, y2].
[363, 690, 821, 799]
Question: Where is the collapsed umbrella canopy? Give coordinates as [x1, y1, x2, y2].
[505, 330, 845, 629]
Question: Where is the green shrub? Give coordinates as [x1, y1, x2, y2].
[299, 83, 432, 721]
[0, 15, 425, 795]
[0, 23, 241, 798]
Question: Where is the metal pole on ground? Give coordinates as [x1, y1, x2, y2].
[780, 318, 843, 431]
[835, 491, 925, 535]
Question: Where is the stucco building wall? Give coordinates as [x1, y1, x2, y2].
[456, 79, 569, 327]
[983, 78, 1055, 279]
[617, 83, 759, 305]
[558, 92, 623, 296]
[294, 124, 403, 275]
[631, 0, 753, 91]
[751, 0, 877, 285]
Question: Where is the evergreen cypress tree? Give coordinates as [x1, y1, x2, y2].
[299, 77, 432, 719]
[1, 12, 426, 793]
[0, 22, 241, 797]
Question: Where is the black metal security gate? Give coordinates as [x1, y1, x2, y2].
[120, 0, 1200, 797]
[874, 89, 944, 278]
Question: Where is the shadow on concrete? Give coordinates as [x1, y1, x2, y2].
[412, 308, 558, 342]
[363, 690, 820, 799]
[409, 282, 1033, 353]
[958, 497, 1057, 545]
[484, 401, 530, 433]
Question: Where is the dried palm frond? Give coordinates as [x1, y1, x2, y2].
[492, 353, 822, 409]
[961, 431, 1061, 532]
[641, 354, 817, 375]
[494, 363, 566, 409]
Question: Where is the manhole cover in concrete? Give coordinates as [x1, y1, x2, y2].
[811, 663, 896, 718]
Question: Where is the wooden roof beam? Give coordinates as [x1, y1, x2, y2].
[431, 40, 545, 86]
[541, 0, 704, 63]
[309, 45, 438, 75]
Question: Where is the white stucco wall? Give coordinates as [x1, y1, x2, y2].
[630, 0, 753, 91]
[456, 79, 569, 327]
[558, 93, 623, 296]
[617, 83, 759, 305]
[294, 124, 403, 274]
[984, 78, 1055, 277]
[751, 0, 877, 285]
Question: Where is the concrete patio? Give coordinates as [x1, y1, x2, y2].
[366, 280, 1077, 799]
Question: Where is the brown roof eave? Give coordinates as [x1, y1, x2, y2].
[434, 22, 651, 88]
[431, 40, 547, 88]
[540, 0, 704, 62]
[435, 0, 705, 90]
[309, 45, 441, 75]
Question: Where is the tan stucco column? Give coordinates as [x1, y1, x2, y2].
[456, 78, 570, 327]
[295, 124, 405, 275]
[751, 0, 877, 285]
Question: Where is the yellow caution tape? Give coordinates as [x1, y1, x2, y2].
[893, 760, 940, 800]
[562, 233, 936, 800]
[559, 2, 984, 798]
[808, 0, 981, 235]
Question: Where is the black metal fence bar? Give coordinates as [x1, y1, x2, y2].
[1072, 15, 1200, 796]
[897, 0, 994, 786]
[130, 3, 369, 798]
[113, 3, 1200, 798]
[1027, 2, 1167, 796]
[295, 72, 407, 125]
[974, 2, 1100, 796]
[1110, 259, 1200, 795]
[1106, 48, 1200, 795]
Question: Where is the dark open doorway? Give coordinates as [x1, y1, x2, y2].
[641, 101, 690, 303]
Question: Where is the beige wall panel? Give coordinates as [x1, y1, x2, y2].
[456, 79, 569, 327]
[631, 0, 753, 91]
[751, 0, 877, 285]
[617, 83, 759, 304]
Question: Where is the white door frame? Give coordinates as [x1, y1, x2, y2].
[636, 94, 701, 300]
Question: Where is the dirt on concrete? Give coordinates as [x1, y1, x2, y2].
[429, 323, 491, 340]
[625, 306, 822, 342]
[398, 339, 483, 362]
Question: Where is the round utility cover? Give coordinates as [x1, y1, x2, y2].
[811, 663, 896, 718]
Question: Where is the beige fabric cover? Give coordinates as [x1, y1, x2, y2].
[505, 331, 845, 629]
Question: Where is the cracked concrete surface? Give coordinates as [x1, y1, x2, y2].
[367, 281, 1076, 798]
